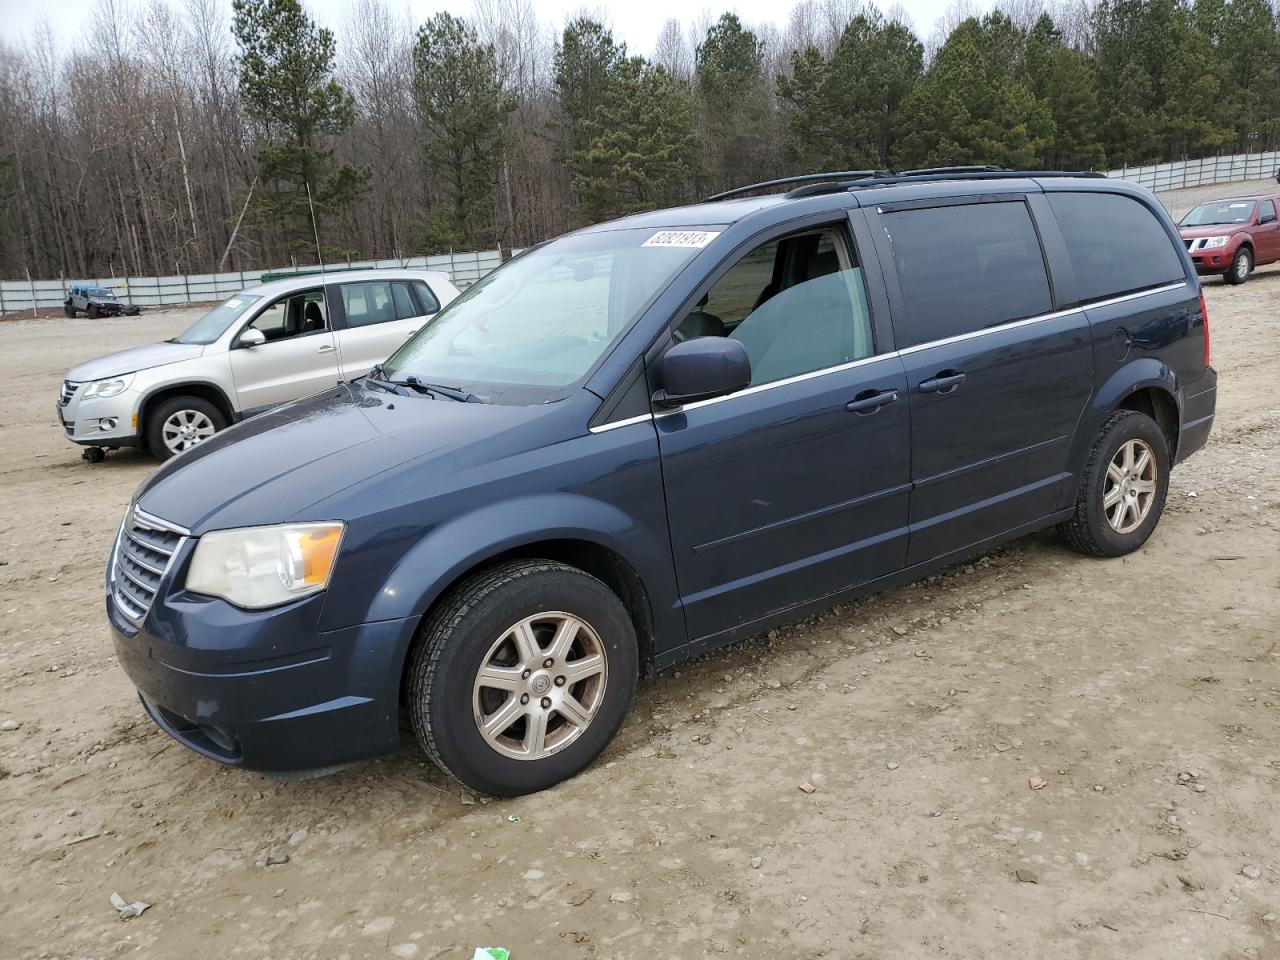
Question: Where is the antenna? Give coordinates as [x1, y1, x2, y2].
[306, 181, 325, 274]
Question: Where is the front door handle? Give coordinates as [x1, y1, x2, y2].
[317, 343, 336, 354]
[845, 389, 900, 414]
[918, 371, 966, 394]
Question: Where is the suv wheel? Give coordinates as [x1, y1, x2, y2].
[1059, 409, 1170, 557]
[146, 395, 227, 460]
[86, 303, 100, 319]
[64, 302, 75, 317]
[407, 560, 639, 796]
[1224, 246, 1252, 285]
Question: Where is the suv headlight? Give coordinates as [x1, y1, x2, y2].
[82, 374, 135, 399]
[186, 522, 345, 609]
[1202, 236, 1229, 249]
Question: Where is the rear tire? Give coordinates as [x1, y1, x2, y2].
[1223, 246, 1252, 285]
[145, 395, 226, 461]
[407, 559, 639, 797]
[64, 302, 75, 318]
[1058, 409, 1170, 557]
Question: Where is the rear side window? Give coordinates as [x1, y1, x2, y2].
[1047, 192, 1184, 303]
[413, 280, 441, 313]
[881, 201, 1052, 348]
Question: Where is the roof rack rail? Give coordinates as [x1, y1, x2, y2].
[844, 169, 1106, 191]
[898, 165, 1008, 176]
[704, 170, 889, 202]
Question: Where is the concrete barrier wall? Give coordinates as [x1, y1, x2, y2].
[0, 250, 520, 314]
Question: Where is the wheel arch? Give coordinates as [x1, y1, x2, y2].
[1064, 359, 1182, 496]
[138, 381, 236, 437]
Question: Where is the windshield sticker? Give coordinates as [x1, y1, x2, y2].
[642, 230, 720, 249]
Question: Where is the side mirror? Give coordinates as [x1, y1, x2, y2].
[653, 337, 751, 407]
[1260, 211, 1277, 225]
[238, 328, 266, 348]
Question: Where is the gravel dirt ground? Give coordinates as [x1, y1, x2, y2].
[1, 184, 1278, 960]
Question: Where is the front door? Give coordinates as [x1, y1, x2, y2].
[228, 287, 342, 412]
[1256, 199, 1280, 262]
[332, 278, 437, 380]
[655, 221, 912, 641]
[870, 197, 1094, 564]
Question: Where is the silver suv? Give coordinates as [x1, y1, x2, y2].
[58, 269, 460, 461]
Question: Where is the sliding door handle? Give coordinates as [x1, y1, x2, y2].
[918, 371, 966, 394]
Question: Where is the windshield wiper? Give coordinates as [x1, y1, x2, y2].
[399, 377, 478, 403]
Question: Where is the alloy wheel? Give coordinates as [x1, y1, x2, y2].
[471, 611, 608, 761]
[161, 409, 216, 454]
[1103, 438, 1157, 534]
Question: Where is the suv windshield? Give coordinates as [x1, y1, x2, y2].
[88, 287, 116, 298]
[1181, 200, 1255, 226]
[383, 227, 712, 402]
[172, 294, 261, 345]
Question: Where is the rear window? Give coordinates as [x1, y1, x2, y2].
[1047, 192, 1184, 303]
[881, 200, 1053, 348]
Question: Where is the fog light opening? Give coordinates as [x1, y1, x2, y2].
[98, 417, 117, 431]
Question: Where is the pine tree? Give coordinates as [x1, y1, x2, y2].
[1023, 15, 1105, 168]
[696, 14, 771, 191]
[895, 14, 1050, 169]
[572, 58, 700, 222]
[412, 12, 515, 251]
[231, 0, 367, 259]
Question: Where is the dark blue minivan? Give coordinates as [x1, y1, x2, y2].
[108, 169, 1216, 795]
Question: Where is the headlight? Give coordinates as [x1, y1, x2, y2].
[1202, 236, 1229, 249]
[82, 374, 134, 399]
[186, 522, 345, 609]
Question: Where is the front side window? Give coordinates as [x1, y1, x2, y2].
[341, 280, 421, 328]
[674, 225, 874, 386]
[881, 201, 1052, 348]
[245, 290, 327, 343]
[1049, 192, 1185, 303]
[1261, 200, 1276, 222]
[385, 228, 706, 401]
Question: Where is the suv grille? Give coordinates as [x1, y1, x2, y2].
[59, 381, 79, 407]
[111, 509, 186, 624]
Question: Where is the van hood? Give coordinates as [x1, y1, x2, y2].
[134, 381, 556, 532]
[67, 341, 206, 382]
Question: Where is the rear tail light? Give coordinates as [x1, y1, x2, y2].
[1199, 291, 1210, 367]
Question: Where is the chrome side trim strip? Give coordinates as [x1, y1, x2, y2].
[585, 282, 1188, 430]
[896, 307, 1083, 357]
[588, 412, 656, 434]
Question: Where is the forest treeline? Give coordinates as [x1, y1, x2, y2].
[1, 0, 1278, 279]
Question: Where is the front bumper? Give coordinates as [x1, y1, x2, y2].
[109, 586, 421, 773]
[58, 388, 141, 448]
[1187, 246, 1234, 274]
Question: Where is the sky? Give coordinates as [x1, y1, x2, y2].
[0, 0, 965, 55]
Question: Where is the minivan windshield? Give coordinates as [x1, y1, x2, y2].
[171, 293, 261, 345]
[1181, 200, 1255, 226]
[382, 227, 713, 402]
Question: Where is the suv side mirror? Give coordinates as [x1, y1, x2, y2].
[653, 336, 751, 407]
[238, 328, 266, 348]
[1260, 210, 1277, 225]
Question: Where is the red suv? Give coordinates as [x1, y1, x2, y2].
[1179, 194, 1280, 284]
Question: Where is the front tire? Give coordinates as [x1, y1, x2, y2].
[407, 560, 639, 797]
[1059, 409, 1170, 557]
[86, 303, 100, 318]
[145, 395, 226, 461]
[1224, 246, 1252, 285]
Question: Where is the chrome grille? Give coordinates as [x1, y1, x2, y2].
[110, 509, 186, 624]
[59, 381, 79, 407]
